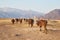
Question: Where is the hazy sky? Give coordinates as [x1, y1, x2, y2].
[0, 0, 60, 13]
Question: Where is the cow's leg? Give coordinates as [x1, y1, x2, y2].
[40, 26, 42, 31]
[44, 26, 47, 34]
[12, 21, 14, 24]
[31, 24, 33, 27]
[20, 21, 22, 24]
[29, 24, 30, 27]
[13, 22, 14, 24]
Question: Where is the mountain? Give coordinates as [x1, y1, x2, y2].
[0, 7, 44, 18]
[44, 9, 60, 20]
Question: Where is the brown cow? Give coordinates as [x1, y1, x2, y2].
[15, 18, 19, 23]
[25, 19, 29, 22]
[28, 19, 34, 27]
[36, 20, 48, 34]
[19, 19, 23, 24]
[11, 19, 15, 24]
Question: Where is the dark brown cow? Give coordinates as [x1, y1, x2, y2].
[36, 20, 48, 34]
[28, 19, 34, 27]
[11, 19, 15, 24]
[23, 18, 26, 21]
[15, 18, 19, 23]
[19, 19, 23, 24]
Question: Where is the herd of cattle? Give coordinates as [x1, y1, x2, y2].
[11, 18, 48, 34]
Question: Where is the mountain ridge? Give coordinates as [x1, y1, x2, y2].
[0, 7, 44, 18]
[44, 9, 60, 20]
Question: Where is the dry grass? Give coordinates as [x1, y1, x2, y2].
[0, 19, 60, 40]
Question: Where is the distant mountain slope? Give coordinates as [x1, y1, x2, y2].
[44, 9, 60, 20]
[0, 7, 44, 18]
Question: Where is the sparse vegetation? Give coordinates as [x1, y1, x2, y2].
[0, 19, 60, 40]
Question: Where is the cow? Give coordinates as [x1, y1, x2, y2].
[36, 20, 48, 34]
[23, 18, 26, 22]
[23, 18, 28, 23]
[11, 19, 15, 24]
[28, 19, 34, 27]
[19, 19, 23, 24]
[15, 18, 19, 23]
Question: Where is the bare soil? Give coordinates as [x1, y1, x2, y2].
[0, 19, 60, 40]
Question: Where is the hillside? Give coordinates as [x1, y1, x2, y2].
[0, 7, 44, 18]
[44, 9, 60, 20]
